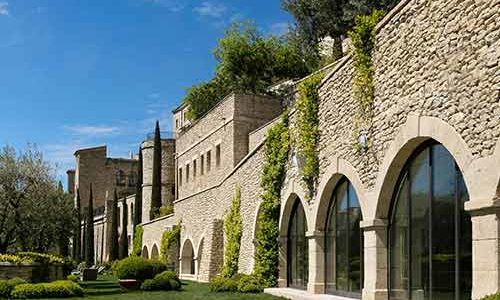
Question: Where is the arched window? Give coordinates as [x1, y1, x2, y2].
[287, 198, 308, 290]
[389, 142, 472, 299]
[151, 244, 159, 260]
[142, 246, 149, 259]
[181, 240, 195, 275]
[325, 178, 363, 297]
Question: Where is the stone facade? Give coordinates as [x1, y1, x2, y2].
[73, 146, 138, 210]
[68, 0, 500, 298]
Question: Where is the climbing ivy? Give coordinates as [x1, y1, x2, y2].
[295, 74, 324, 200]
[160, 223, 180, 265]
[254, 112, 290, 287]
[132, 225, 143, 256]
[221, 184, 243, 278]
[348, 10, 385, 150]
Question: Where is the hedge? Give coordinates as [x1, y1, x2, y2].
[0, 278, 27, 298]
[112, 256, 166, 281]
[140, 271, 181, 291]
[209, 273, 263, 293]
[10, 280, 84, 299]
[481, 294, 500, 300]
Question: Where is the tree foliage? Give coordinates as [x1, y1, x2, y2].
[221, 185, 243, 278]
[0, 145, 75, 255]
[85, 184, 94, 265]
[132, 225, 143, 257]
[282, 0, 398, 65]
[133, 149, 143, 228]
[254, 113, 290, 287]
[119, 198, 129, 259]
[185, 22, 310, 120]
[108, 190, 119, 261]
[150, 121, 162, 220]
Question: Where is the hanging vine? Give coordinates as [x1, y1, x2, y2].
[160, 223, 181, 264]
[254, 112, 290, 287]
[349, 10, 385, 150]
[132, 225, 143, 256]
[295, 74, 324, 200]
[221, 184, 243, 278]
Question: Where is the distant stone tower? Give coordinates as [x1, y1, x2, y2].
[141, 137, 176, 223]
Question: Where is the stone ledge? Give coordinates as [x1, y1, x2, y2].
[265, 288, 357, 300]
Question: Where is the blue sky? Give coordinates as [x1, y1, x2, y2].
[0, 0, 292, 182]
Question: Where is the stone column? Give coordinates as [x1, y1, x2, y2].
[361, 219, 389, 300]
[465, 200, 500, 299]
[278, 236, 288, 288]
[307, 231, 325, 294]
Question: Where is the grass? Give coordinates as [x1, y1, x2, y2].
[38, 274, 284, 300]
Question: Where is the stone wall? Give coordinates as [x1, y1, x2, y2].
[74, 146, 137, 210]
[174, 143, 266, 281]
[0, 263, 66, 283]
[248, 117, 280, 151]
[141, 214, 178, 259]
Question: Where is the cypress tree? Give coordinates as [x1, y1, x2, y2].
[119, 199, 129, 259]
[150, 121, 162, 220]
[85, 184, 95, 266]
[133, 149, 143, 228]
[74, 188, 82, 262]
[108, 189, 119, 261]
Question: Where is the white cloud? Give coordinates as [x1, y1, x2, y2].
[0, 2, 9, 16]
[193, 1, 226, 18]
[65, 125, 119, 135]
[144, 0, 185, 12]
[270, 22, 290, 36]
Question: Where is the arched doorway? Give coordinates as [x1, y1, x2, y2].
[325, 177, 363, 297]
[151, 244, 159, 260]
[389, 142, 472, 299]
[287, 198, 308, 290]
[181, 239, 195, 275]
[142, 246, 149, 259]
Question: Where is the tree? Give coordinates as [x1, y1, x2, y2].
[185, 22, 310, 120]
[282, 0, 399, 63]
[74, 189, 82, 262]
[0, 145, 75, 254]
[119, 198, 129, 259]
[108, 189, 119, 261]
[85, 184, 95, 266]
[150, 121, 162, 220]
[133, 148, 143, 228]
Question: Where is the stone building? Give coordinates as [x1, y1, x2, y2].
[69, 0, 500, 298]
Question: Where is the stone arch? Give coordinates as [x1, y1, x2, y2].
[142, 246, 149, 259]
[280, 192, 310, 238]
[373, 115, 475, 220]
[314, 158, 368, 231]
[196, 237, 204, 277]
[151, 244, 159, 260]
[181, 239, 195, 275]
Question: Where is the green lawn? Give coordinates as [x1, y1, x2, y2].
[39, 275, 284, 300]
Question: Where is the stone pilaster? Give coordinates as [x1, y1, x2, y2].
[361, 219, 389, 300]
[278, 236, 288, 288]
[306, 231, 326, 294]
[465, 199, 500, 300]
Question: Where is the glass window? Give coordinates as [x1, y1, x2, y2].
[389, 142, 472, 300]
[207, 151, 211, 173]
[193, 159, 197, 178]
[201, 155, 205, 175]
[288, 198, 308, 290]
[325, 178, 363, 296]
[178, 168, 182, 186]
[186, 164, 190, 183]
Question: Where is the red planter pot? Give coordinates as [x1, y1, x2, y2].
[119, 279, 140, 290]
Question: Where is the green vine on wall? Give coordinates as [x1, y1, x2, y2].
[254, 112, 290, 287]
[132, 225, 143, 256]
[348, 10, 385, 150]
[295, 74, 324, 200]
[221, 184, 243, 278]
[160, 223, 181, 265]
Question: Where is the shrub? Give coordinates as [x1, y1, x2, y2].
[66, 274, 78, 282]
[132, 225, 143, 256]
[112, 256, 166, 281]
[209, 274, 244, 292]
[237, 274, 263, 293]
[481, 294, 500, 300]
[11, 280, 83, 299]
[140, 271, 181, 291]
[0, 278, 27, 298]
[17, 252, 65, 264]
